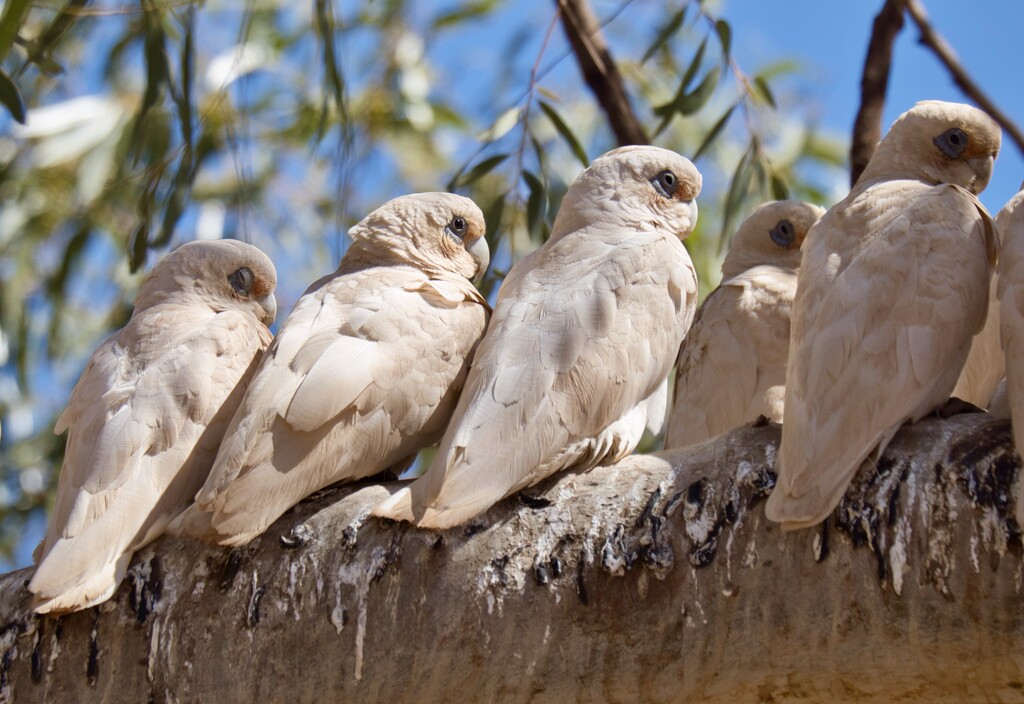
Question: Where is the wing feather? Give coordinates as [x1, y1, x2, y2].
[996, 190, 1024, 525]
[768, 184, 994, 528]
[31, 308, 269, 611]
[179, 267, 489, 545]
[381, 228, 697, 528]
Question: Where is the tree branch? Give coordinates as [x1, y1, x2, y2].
[0, 412, 1020, 702]
[850, 0, 906, 187]
[555, 0, 649, 146]
[905, 0, 1024, 159]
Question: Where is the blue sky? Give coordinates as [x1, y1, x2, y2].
[722, 0, 1024, 212]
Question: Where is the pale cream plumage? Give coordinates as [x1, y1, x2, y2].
[170, 193, 490, 546]
[665, 200, 825, 449]
[373, 146, 702, 529]
[995, 186, 1024, 526]
[952, 188, 1023, 407]
[29, 240, 277, 613]
[766, 100, 1000, 530]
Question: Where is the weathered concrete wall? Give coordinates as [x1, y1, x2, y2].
[0, 412, 1020, 703]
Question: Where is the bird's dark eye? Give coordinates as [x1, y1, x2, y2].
[652, 170, 678, 198]
[769, 220, 795, 247]
[446, 216, 468, 239]
[934, 128, 968, 158]
[228, 267, 255, 295]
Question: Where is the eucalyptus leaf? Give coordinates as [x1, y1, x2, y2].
[770, 171, 789, 200]
[641, 6, 686, 64]
[0, 0, 30, 59]
[523, 169, 545, 238]
[0, 69, 25, 124]
[678, 66, 720, 115]
[754, 75, 776, 108]
[720, 143, 755, 251]
[458, 153, 509, 188]
[538, 101, 588, 167]
[434, 0, 498, 30]
[478, 107, 521, 143]
[715, 19, 731, 59]
[693, 104, 736, 161]
[680, 36, 709, 95]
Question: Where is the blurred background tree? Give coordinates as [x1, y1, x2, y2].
[0, 0, 1017, 566]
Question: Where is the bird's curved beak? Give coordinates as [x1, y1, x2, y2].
[967, 155, 995, 194]
[259, 294, 278, 326]
[468, 237, 490, 287]
[680, 199, 699, 240]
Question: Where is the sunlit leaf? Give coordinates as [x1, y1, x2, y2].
[752, 58, 802, 80]
[204, 43, 274, 91]
[0, 69, 25, 124]
[433, 0, 497, 29]
[803, 133, 847, 167]
[477, 107, 521, 143]
[538, 100, 588, 167]
[641, 6, 686, 64]
[431, 102, 470, 129]
[537, 86, 560, 102]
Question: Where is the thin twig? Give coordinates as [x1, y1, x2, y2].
[513, 10, 562, 188]
[905, 0, 1024, 158]
[556, 0, 648, 146]
[849, 0, 905, 186]
[509, 9, 562, 261]
[448, 0, 637, 184]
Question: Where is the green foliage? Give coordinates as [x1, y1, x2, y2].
[0, 0, 846, 561]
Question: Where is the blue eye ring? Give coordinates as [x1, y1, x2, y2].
[934, 128, 968, 158]
[446, 216, 468, 239]
[229, 267, 254, 294]
[769, 220, 795, 247]
[652, 170, 678, 198]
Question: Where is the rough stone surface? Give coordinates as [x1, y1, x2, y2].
[0, 413, 1021, 703]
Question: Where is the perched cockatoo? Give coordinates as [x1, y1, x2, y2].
[171, 193, 490, 546]
[373, 145, 702, 529]
[30, 240, 278, 613]
[766, 100, 1000, 530]
[953, 187, 1024, 407]
[665, 200, 825, 449]
[995, 186, 1024, 525]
